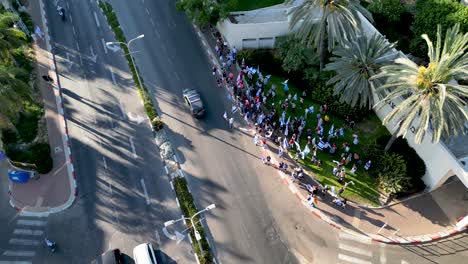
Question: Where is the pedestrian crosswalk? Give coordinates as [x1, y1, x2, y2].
[337, 232, 412, 264]
[0, 213, 48, 264]
[337, 232, 373, 264]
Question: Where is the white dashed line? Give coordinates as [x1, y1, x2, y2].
[338, 254, 371, 264]
[140, 178, 150, 205]
[69, 15, 73, 24]
[146, 8, 150, 15]
[339, 244, 372, 257]
[16, 220, 46, 226]
[9, 239, 40, 246]
[170, 181, 174, 190]
[339, 232, 372, 245]
[2, 251, 35, 257]
[109, 67, 117, 85]
[72, 26, 76, 36]
[94, 12, 100, 27]
[103, 156, 107, 169]
[13, 229, 44, 236]
[175, 72, 180, 81]
[76, 42, 80, 51]
[101, 38, 108, 53]
[150, 18, 155, 26]
[129, 136, 137, 158]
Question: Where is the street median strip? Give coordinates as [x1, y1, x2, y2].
[98, 1, 162, 130]
[98, 2, 214, 263]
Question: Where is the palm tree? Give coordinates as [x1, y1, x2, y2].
[372, 24, 468, 150]
[324, 33, 397, 109]
[287, 0, 373, 71]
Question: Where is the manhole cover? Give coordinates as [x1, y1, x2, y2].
[54, 146, 63, 153]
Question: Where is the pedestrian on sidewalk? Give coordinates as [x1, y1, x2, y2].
[278, 146, 284, 159]
[253, 134, 259, 146]
[212, 65, 217, 76]
[223, 111, 228, 121]
[229, 117, 234, 128]
[42, 74, 54, 83]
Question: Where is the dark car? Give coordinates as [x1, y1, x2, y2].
[100, 249, 123, 264]
[183, 89, 206, 118]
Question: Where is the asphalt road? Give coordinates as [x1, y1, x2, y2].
[106, 0, 468, 264]
[0, 0, 194, 263]
[0, 0, 467, 264]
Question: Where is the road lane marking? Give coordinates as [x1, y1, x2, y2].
[146, 8, 150, 15]
[154, 30, 160, 39]
[0, 261, 32, 264]
[109, 67, 117, 85]
[169, 181, 174, 190]
[94, 12, 100, 27]
[338, 254, 371, 264]
[9, 239, 40, 246]
[72, 26, 76, 36]
[101, 38, 108, 53]
[339, 232, 371, 245]
[67, 2, 70, 9]
[380, 243, 387, 264]
[13, 229, 44, 236]
[140, 179, 150, 205]
[129, 136, 137, 158]
[17, 220, 46, 226]
[108, 182, 113, 195]
[118, 100, 126, 119]
[76, 42, 80, 51]
[2, 251, 35, 257]
[175, 72, 180, 81]
[150, 18, 155, 26]
[339, 244, 372, 257]
[103, 156, 107, 169]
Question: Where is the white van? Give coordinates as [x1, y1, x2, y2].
[133, 243, 157, 264]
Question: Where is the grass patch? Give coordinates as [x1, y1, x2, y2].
[98, 1, 160, 125]
[234, 0, 285, 11]
[251, 74, 389, 206]
[173, 178, 213, 264]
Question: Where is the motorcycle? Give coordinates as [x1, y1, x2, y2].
[57, 6, 65, 21]
[44, 238, 56, 252]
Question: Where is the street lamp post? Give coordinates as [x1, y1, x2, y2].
[164, 204, 216, 255]
[106, 34, 145, 90]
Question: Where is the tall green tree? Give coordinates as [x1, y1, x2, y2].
[287, 0, 373, 71]
[176, 0, 238, 26]
[0, 12, 27, 64]
[372, 24, 468, 149]
[0, 65, 30, 127]
[324, 33, 397, 108]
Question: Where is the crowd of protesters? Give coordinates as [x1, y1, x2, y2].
[211, 29, 371, 210]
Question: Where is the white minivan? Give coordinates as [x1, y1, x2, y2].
[133, 243, 157, 264]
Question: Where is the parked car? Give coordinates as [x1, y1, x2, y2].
[133, 243, 157, 264]
[182, 89, 206, 118]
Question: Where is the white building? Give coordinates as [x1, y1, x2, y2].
[217, 1, 468, 191]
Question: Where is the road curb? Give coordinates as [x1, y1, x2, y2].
[8, 0, 77, 216]
[194, 23, 468, 245]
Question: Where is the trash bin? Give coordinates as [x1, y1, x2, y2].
[8, 170, 32, 183]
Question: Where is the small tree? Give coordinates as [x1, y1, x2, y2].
[276, 36, 318, 73]
[377, 153, 411, 195]
[368, 0, 406, 23]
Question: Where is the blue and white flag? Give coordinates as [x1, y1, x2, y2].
[283, 137, 289, 149]
[294, 141, 301, 152]
[301, 144, 311, 159]
[329, 123, 335, 135]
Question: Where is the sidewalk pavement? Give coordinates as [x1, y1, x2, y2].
[5, 0, 76, 215]
[193, 24, 468, 244]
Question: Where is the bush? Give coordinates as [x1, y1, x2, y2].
[12, 48, 34, 74]
[410, 0, 468, 58]
[276, 36, 318, 74]
[19, 11, 34, 33]
[173, 178, 213, 263]
[309, 84, 371, 120]
[236, 49, 284, 77]
[376, 153, 411, 195]
[368, 0, 406, 23]
[152, 117, 164, 131]
[5, 143, 53, 174]
[377, 136, 426, 195]
[1, 128, 18, 145]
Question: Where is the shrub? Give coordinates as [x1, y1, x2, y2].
[410, 0, 468, 58]
[12, 48, 34, 74]
[173, 178, 213, 263]
[236, 49, 284, 77]
[19, 11, 34, 33]
[377, 136, 426, 195]
[368, 0, 406, 23]
[152, 117, 164, 131]
[376, 152, 411, 195]
[1, 128, 18, 145]
[5, 143, 53, 174]
[309, 84, 371, 120]
[276, 36, 318, 74]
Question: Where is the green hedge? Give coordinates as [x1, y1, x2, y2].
[98, 1, 159, 123]
[174, 178, 213, 264]
[4, 142, 53, 174]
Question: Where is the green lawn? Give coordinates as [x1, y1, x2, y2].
[234, 0, 285, 11]
[253, 75, 389, 206]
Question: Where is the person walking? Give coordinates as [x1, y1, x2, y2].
[229, 117, 234, 128]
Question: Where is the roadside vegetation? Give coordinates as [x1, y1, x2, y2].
[0, 3, 53, 174]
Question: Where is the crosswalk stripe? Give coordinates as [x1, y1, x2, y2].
[16, 220, 46, 226]
[0, 261, 33, 264]
[339, 244, 372, 257]
[339, 232, 371, 245]
[338, 254, 372, 264]
[9, 239, 40, 246]
[2, 251, 35, 257]
[13, 229, 44, 236]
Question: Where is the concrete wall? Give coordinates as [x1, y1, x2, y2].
[218, 3, 468, 190]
